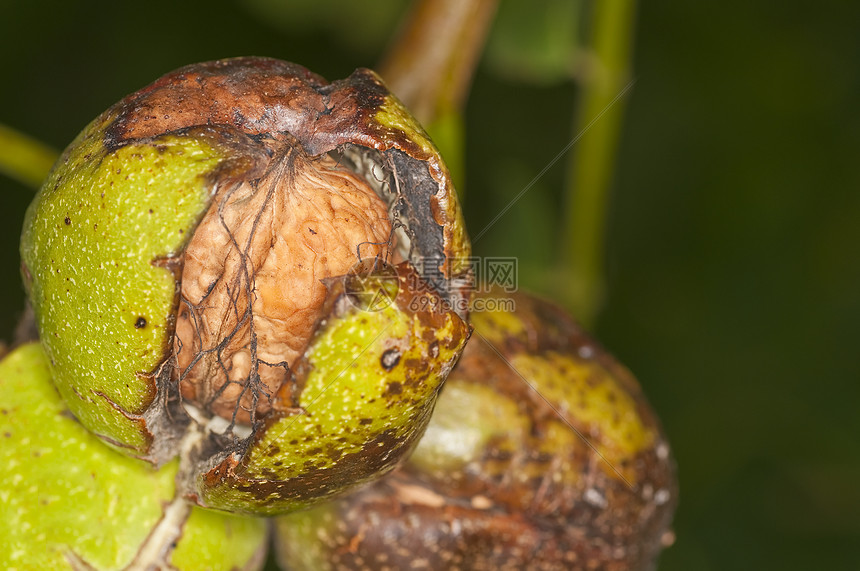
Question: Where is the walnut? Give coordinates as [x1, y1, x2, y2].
[175, 142, 395, 423]
[20, 57, 472, 514]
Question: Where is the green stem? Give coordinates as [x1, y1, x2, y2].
[0, 123, 58, 189]
[560, 0, 637, 328]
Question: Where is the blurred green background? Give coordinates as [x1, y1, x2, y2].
[1, 1, 858, 569]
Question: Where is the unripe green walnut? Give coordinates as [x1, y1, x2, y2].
[0, 343, 268, 570]
[275, 291, 677, 570]
[19, 57, 472, 515]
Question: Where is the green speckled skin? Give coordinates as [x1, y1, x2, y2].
[507, 351, 652, 479]
[199, 265, 470, 515]
[0, 343, 267, 570]
[374, 95, 438, 159]
[20, 118, 229, 457]
[170, 507, 267, 571]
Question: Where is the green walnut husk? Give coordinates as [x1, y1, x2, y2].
[18, 57, 472, 515]
[275, 290, 677, 570]
[0, 342, 267, 570]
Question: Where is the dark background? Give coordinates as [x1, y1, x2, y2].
[2, 1, 858, 569]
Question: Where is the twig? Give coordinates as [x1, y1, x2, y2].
[378, 0, 498, 124]
[0, 123, 58, 189]
[378, 0, 498, 191]
[560, 0, 638, 328]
